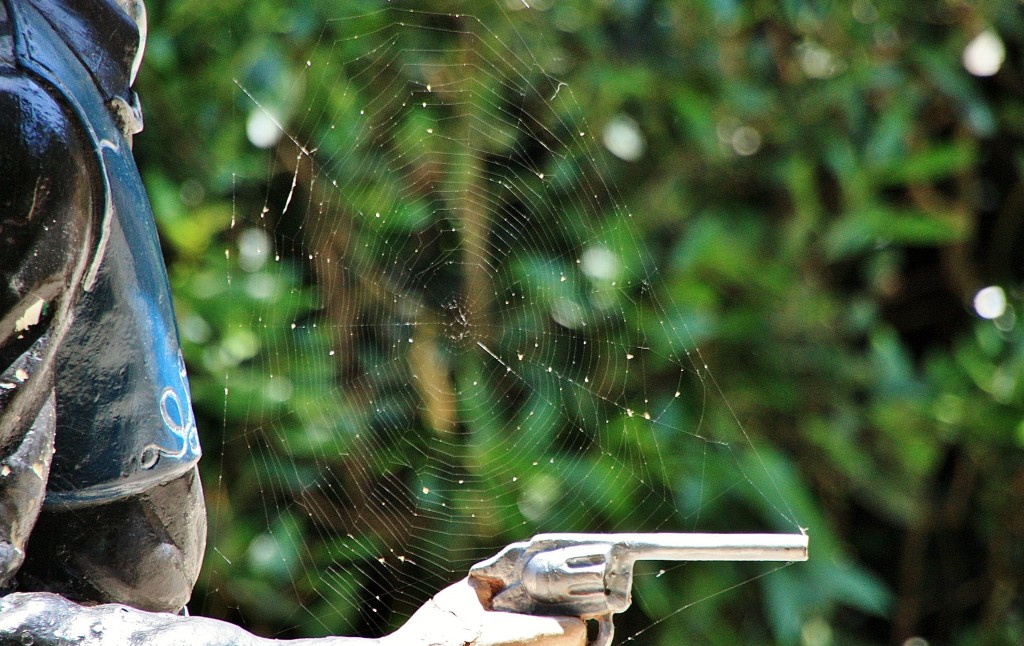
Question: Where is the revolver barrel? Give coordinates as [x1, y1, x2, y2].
[601, 531, 808, 563]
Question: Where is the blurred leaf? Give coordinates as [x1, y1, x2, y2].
[826, 206, 968, 258]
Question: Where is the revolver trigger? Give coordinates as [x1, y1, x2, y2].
[588, 613, 614, 646]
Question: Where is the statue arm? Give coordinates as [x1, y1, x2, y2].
[0, 579, 584, 646]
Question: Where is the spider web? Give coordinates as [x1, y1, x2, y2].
[198, 3, 803, 641]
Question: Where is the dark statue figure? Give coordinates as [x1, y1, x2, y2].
[0, 0, 204, 612]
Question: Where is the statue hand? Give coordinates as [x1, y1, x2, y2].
[382, 578, 586, 646]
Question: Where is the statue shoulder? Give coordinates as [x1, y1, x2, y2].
[0, 69, 95, 284]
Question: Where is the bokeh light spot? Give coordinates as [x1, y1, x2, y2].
[963, 30, 1005, 77]
[973, 285, 1006, 320]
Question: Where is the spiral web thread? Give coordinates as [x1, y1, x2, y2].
[205, 4, 802, 640]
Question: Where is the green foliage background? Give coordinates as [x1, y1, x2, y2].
[135, 0, 1024, 643]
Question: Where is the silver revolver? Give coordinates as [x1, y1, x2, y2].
[469, 532, 809, 646]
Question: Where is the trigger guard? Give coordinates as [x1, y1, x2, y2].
[589, 614, 614, 646]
